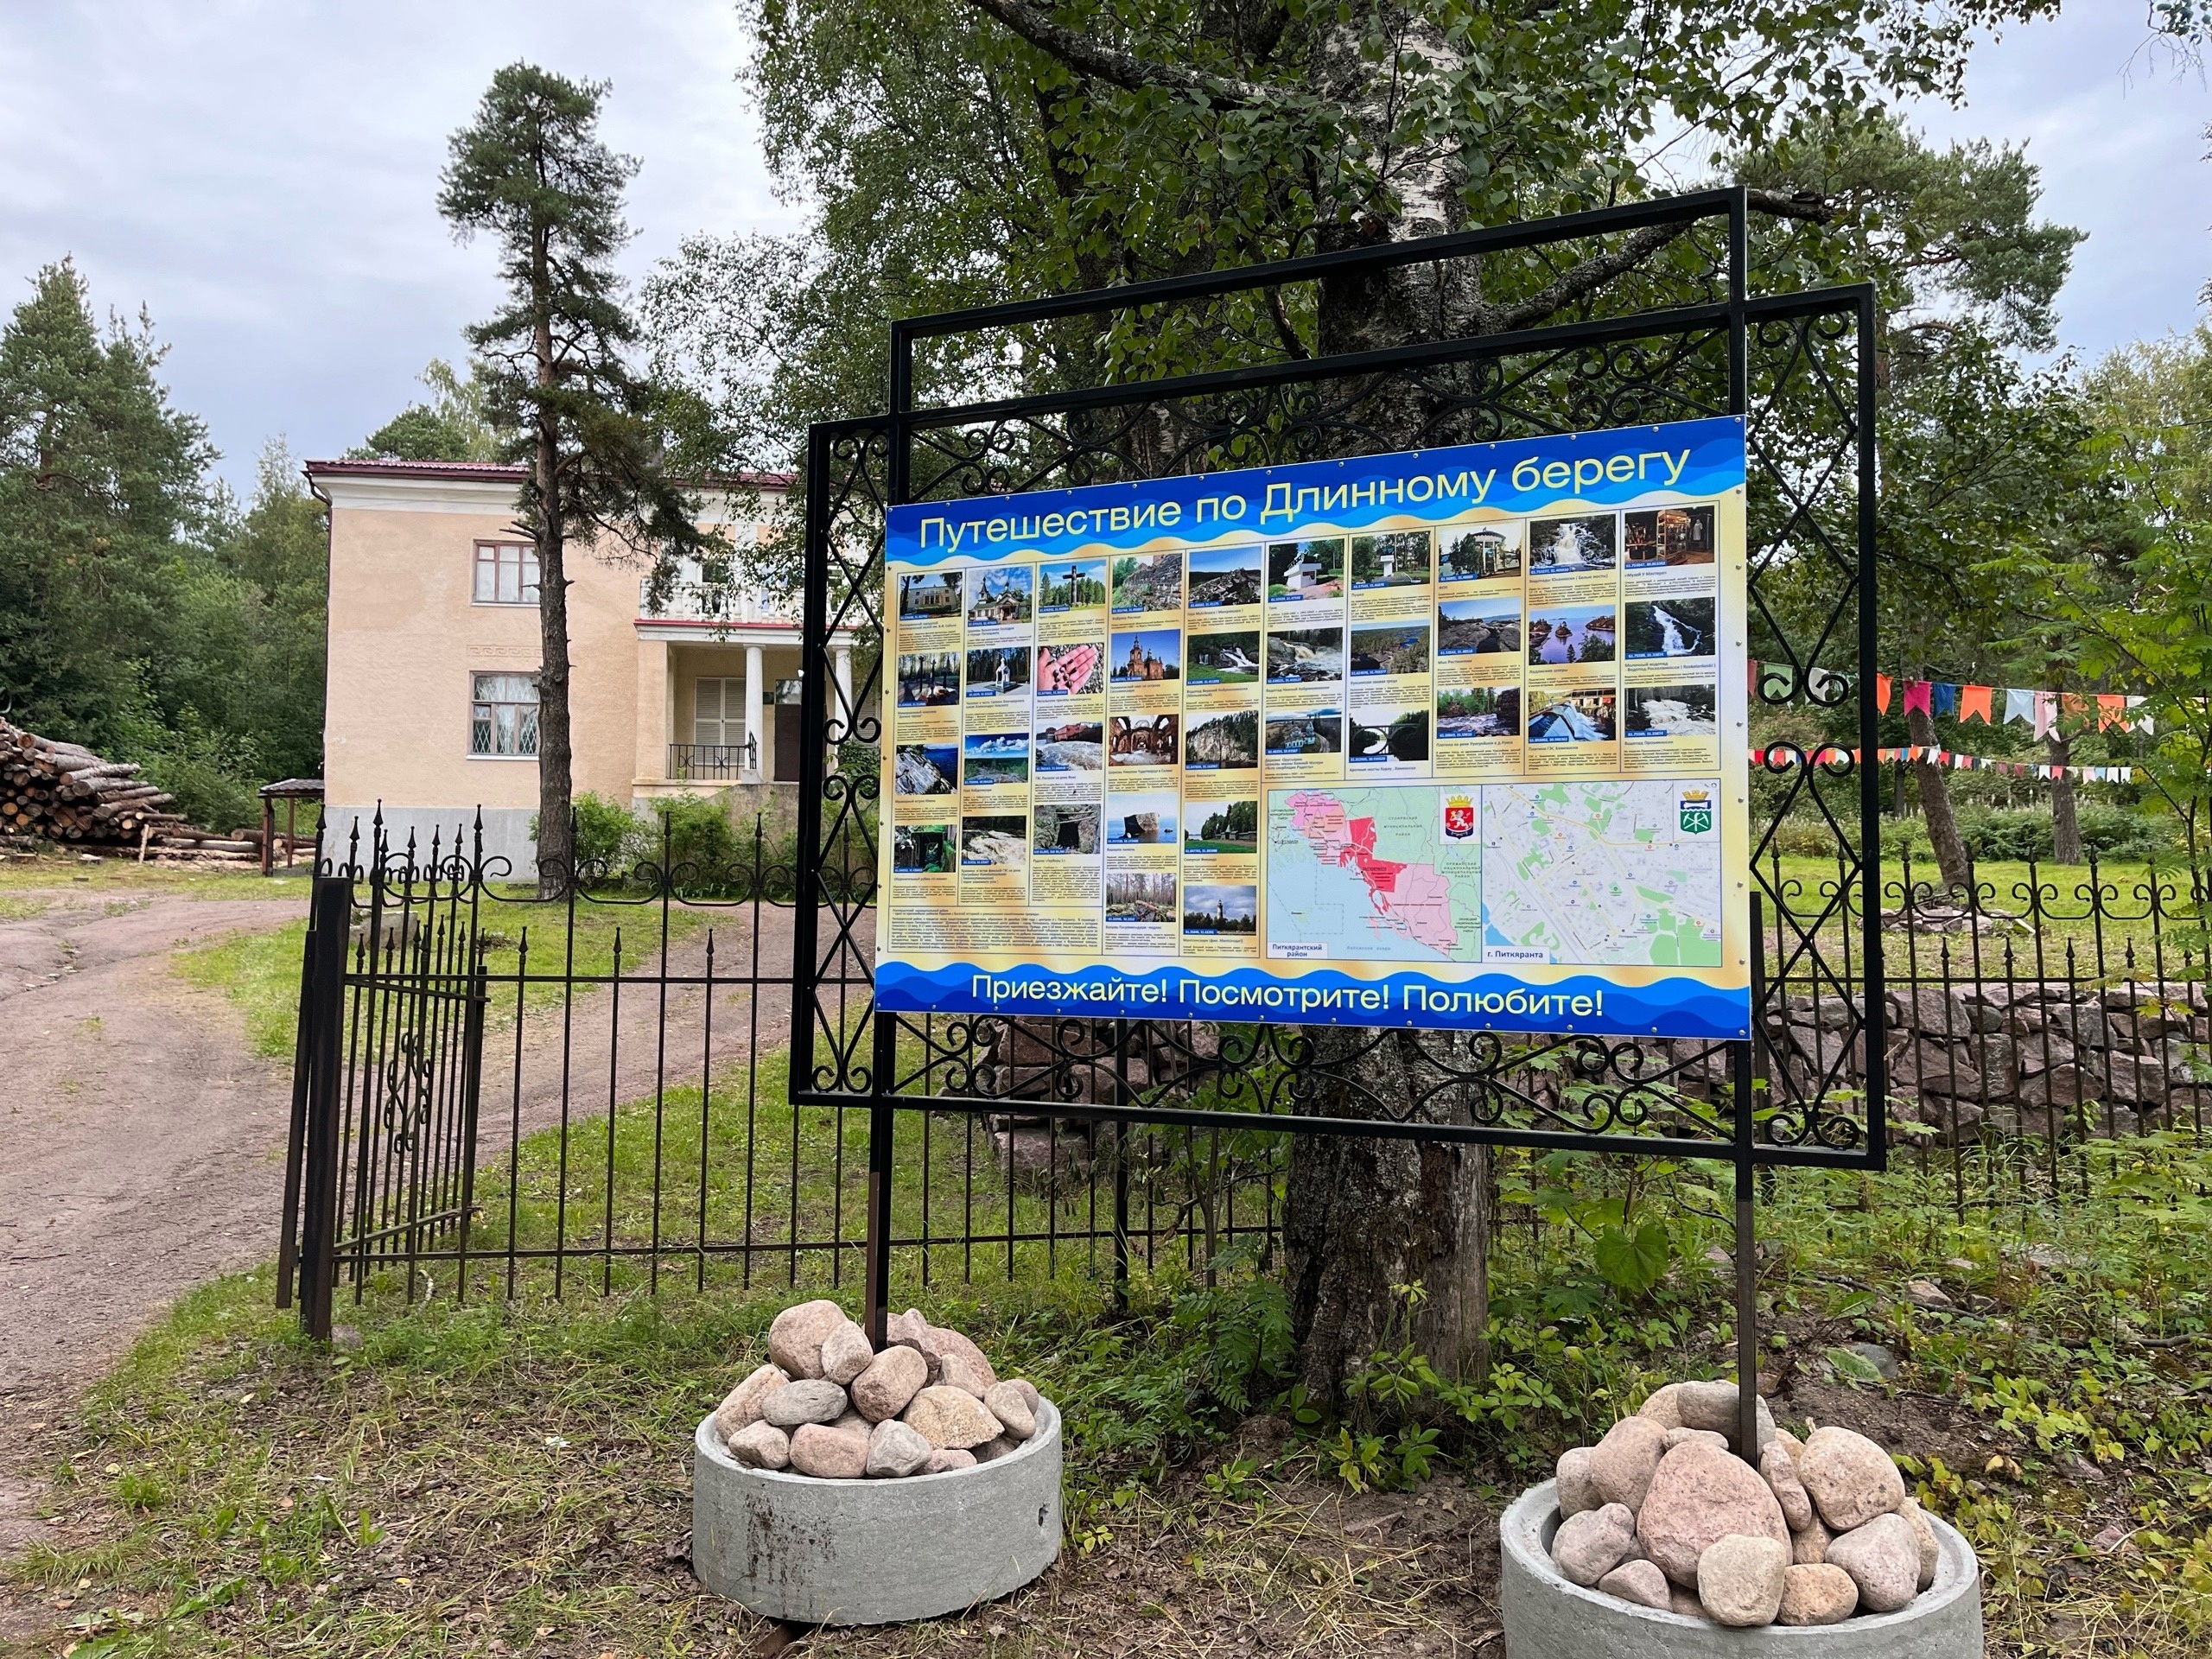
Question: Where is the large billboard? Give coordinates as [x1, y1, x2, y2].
[875, 416, 1751, 1040]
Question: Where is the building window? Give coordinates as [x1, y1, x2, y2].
[470, 672, 538, 756]
[474, 541, 540, 605]
[694, 677, 747, 751]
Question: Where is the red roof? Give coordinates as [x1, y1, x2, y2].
[305, 457, 794, 490]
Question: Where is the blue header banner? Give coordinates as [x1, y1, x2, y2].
[887, 416, 1746, 568]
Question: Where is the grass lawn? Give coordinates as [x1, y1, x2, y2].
[1769, 851, 2207, 982]
[0, 850, 315, 902]
[168, 892, 717, 1063]
[15, 1107, 2212, 1656]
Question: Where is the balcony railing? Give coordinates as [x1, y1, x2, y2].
[639, 577, 799, 626]
[668, 739, 757, 781]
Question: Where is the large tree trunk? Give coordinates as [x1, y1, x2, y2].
[531, 245, 575, 897]
[2047, 730, 2082, 864]
[1904, 704, 1971, 890]
[1284, 1027, 1491, 1408]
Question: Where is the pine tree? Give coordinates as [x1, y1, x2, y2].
[441, 63, 720, 889]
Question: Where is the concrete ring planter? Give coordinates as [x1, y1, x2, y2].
[690, 1402, 1063, 1625]
[1501, 1480, 1982, 1658]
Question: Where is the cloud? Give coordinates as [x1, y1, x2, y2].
[1905, 10, 2210, 361]
[0, 0, 796, 489]
[0, 3, 2201, 494]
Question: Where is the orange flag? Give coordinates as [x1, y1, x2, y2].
[1960, 684, 1993, 724]
[1875, 673, 1892, 714]
[2097, 693, 2125, 729]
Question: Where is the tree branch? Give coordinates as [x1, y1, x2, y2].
[958, 0, 1273, 110]
[1478, 190, 1831, 335]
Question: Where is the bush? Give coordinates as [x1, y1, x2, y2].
[2075, 800, 2176, 863]
[528, 791, 645, 886]
[1953, 806, 2054, 864]
[645, 792, 741, 891]
[571, 791, 645, 873]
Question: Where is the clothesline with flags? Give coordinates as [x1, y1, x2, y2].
[1748, 745, 2139, 784]
[1745, 662, 2152, 737]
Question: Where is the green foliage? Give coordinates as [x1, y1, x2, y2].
[1929, 803, 2177, 866]
[532, 790, 645, 880]
[0, 263, 325, 820]
[441, 63, 740, 873]
[351, 359, 503, 462]
[645, 792, 740, 887]
[0, 260, 213, 748]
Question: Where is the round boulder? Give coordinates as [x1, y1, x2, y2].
[821, 1321, 874, 1386]
[1777, 1561, 1858, 1625]
[903, 1384, 1002, 1450]
[1696, 1534, 1789, 1628]
[714, 1363, 790, 1443]
[864, 1419, 934, 1479]
[762, 1378, 849, 1429]
[1901, 1497, 1939, 1590]
[1635, 1440, 1789, 1587]
[1549, 1503, 1636, 1587]
[983, 1381, 1036, 1442]
[1555, 1446, 1600, 1518]
[788, 1421, 869, 1479]
[1799, 1426, 1905, 1532]
[767, 1300, 849, 1381]
[726, 1421, 790, 1471]
[1637, 1382, 1687, 1430]
[1826, 1511, 1919, 1613]
[1588, 1415, 1669, 1515]
[1596, 1558, 1670, 1611]
[1760, 1441, 1814, 1531]
[850, 1344, 930, 1423]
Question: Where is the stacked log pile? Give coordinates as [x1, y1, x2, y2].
[0, 716, 189, 847]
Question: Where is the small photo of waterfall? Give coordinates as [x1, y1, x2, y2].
[1625, 682, 1719, 738]
[1622, 597, 1716, 659]
[1528, 512, 1618, 575]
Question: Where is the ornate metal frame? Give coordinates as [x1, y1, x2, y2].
[789, 192, 1887, 1362]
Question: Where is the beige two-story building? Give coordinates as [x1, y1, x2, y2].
[308, 458, 854, 870]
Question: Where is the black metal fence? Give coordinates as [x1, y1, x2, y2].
[277, 811, 2211, 1333]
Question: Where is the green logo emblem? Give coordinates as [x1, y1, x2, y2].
[1679, 790, 1713, 834]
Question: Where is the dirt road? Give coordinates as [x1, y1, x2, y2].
[0, 886, 305, 1586]
[0, 882, 860, 1612]
[0, 889, 306, 1395]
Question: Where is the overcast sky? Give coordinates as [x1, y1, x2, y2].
[0, 3, 2205, 495]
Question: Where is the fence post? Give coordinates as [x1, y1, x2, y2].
[296, 873, 353, 1340]
[1734, 892, 1769, 1463]
[274, 891, 325, 1311]
[862, 1012, 897, 1344]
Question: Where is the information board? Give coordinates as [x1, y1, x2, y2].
[875, 416, 1751, 1039]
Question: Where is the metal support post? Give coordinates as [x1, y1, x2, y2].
[296, 874, 352, 1340]
[862, 1012, 897, 1345]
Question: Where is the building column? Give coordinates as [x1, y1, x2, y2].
[743, 644, 765, 781]
[634, 637, 671, 791]
[832, 645, 854, 749]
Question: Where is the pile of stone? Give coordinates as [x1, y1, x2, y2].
[712, 1301, 1044, 1481]
[1548, 1382, 1938, 1628]
[1751, 979, 2209, 1141]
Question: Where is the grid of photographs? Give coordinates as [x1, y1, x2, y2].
[885, 502, 1724, 957]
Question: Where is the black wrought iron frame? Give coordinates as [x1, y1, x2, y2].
[791, 192, 1886, 1427]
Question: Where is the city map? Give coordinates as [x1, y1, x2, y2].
[1480, 780, 1724, 966]
[1265, 779, 1721, 967]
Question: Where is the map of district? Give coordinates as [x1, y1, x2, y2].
[1267, 788, 1484, 962]
[1481, 780, 1723, 966]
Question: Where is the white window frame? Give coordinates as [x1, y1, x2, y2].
[469, 671, 539, 759]
[473, 541, 541, 606]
